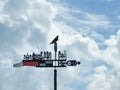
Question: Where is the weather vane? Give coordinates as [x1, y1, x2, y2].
[13, 35, 80, 90]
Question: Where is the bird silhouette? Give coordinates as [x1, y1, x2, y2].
[50, 35, 59, 44]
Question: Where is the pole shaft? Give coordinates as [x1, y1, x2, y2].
[55, 52, 56, 69]
[54, 69, 57, 90]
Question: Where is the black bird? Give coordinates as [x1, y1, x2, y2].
[50, 35, 59, 44]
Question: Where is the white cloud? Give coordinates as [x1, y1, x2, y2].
[0, 0, 57, 90]
[0, 0, 120, 90]
[54, 5, 113, 47]
[103, 30, 120, 68]
[87, 65, 120, 90]
[118, 15, 120, 20]
[56, 8, 111, 29]
[48, 21, 101, 61]
[0, 0, 58, 53]
[86, 65, 111, 90]
[87, 30, 120, 90]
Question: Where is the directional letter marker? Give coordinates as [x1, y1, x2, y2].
[13, 36, 80, 90]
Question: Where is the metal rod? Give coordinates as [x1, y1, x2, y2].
[54, 69, 57, 90]
[55, 51, 56, 69]
[54, 42, 57, 69]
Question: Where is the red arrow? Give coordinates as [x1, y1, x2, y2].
[13, 60, 39, 67]
[23, 60, 39, 67]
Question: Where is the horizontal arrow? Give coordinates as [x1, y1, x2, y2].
[13, 60, 80, 68]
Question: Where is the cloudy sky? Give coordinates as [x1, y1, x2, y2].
[0, 0, 120, 90]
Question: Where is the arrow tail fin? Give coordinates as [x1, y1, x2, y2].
[13, 62, 23, 67]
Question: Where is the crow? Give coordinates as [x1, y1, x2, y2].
[50, 35, 59, 44]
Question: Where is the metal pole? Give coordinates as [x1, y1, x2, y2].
[54, 42, 57, 90]
[54, 42, 57, 69]
[55, 51, 56, 69]
[51, 38, 58, 90]
[54, 69, 57, 90]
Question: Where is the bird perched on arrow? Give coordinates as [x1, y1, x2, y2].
[50, 35, 59, 44]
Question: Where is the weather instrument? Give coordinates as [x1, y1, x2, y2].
[13, 35, 80, 90]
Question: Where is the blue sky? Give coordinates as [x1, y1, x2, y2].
[0, 0, 120, 90]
